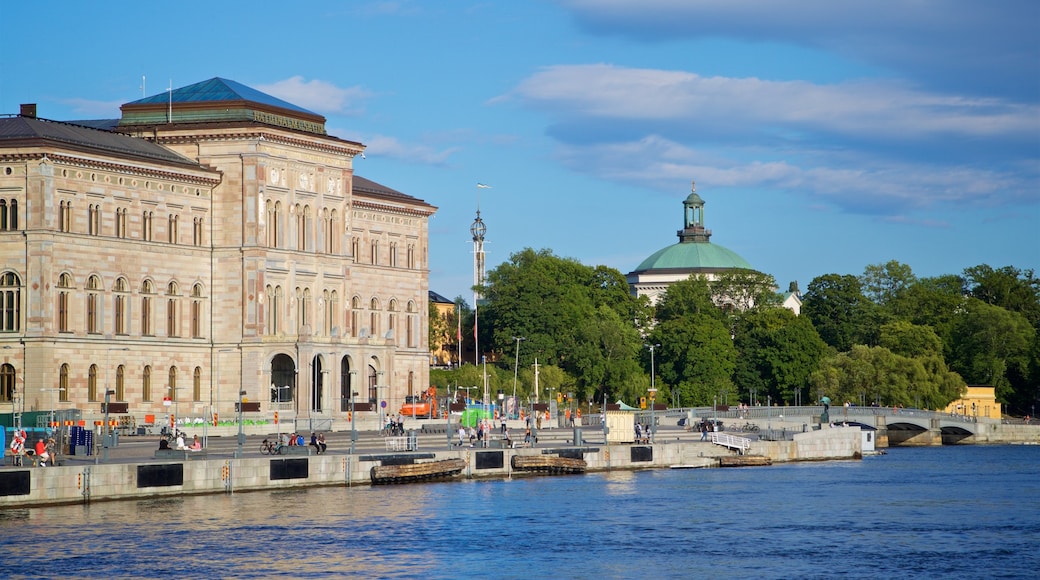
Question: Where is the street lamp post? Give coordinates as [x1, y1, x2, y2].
[236, 389, 247, 458]
[511, 336, 525, 416]
[349, 370, 358, 454]
[647, 343, 660, 443]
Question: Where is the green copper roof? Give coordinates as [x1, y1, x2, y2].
[126, 77, 318, 116]
[632, 240, 752, 273]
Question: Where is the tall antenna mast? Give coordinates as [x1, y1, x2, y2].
[167, 79, 173, 123]
[140, 76, 146, 98]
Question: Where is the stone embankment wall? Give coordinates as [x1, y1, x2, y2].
[0, 429, 856, 508]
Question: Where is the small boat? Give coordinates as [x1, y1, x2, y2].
[370, 458, 467, 484]
[511, 454, 587, 474]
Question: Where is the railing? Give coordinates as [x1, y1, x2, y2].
[711, 432, 751, 454]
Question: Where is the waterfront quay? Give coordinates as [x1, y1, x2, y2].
[2, 407, 1037, 508]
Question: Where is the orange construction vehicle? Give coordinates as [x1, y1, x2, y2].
[399, 386, 438, 418]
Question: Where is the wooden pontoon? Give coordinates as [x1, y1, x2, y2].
[511, 455, 587, 474]
[718, 455, 772, 467]
[370, 458, 467, 484]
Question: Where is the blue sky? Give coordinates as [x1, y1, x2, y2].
[2, 1, 1037, 303]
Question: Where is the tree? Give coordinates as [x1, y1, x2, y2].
[710, 269, 782, 311]
[861, 260, 917, 308]
[948, 298, 1035, 406]
[733, 307, 828, 405]
[654, 275, 720, 324]
[803, 273, 882, 351]
[651, 313, 736, 406]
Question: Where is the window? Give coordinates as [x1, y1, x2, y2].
[168, 214, 178, 244]
[407, 300, 417, 348]
[58, 273, 72, 333]
[388, 299, 397, 344]
[407, 244, 415, 269]
[369, 297, 380, 337]
[116, 365, 125, 401]
[266, 200, 280, 248]
[191, 284, 204, 338]
[166, 281, 179, 338]
[324, 290, 338, 337]
[0, 199, 18, 230]
[59, 364, 69, 402]
[114, 277, 129, 335]
[143, 211, 153, 241]
[86, 275, 101, 334]
[324, 209, 336, 254]
[193, 217, 204, 246]
[389, 242, 398, 267]
[265, 285, 282, 336]
[350, 296, 361, 337]
[142, 365, 151, 401]
[141, 280, 154, 336]
[59, 200, 72, 233]
[370, 240, 378, 265]
[116, 208, 127, 238]
[351, 237, 359, 263]
[88, 204, 100, 236]
[168, 366, 178, 401]
[88, 364, 98, 402]
[0, 272, 20, 332]
[193, 367, 202, 402]
[0, 363, 14, 402]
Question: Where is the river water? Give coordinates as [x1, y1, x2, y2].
[1, 445, 1038, 579]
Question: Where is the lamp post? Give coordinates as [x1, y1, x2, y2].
[235, 389, 247, 458]
[647, 343, 660, 443]
[349, 370, 358, 454]
[100, 347, 130, 464]
[511, 336, 525, 416]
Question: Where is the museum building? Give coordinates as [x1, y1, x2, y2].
[0, 78, 436, 432]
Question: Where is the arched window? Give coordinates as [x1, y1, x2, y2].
[0, 272, 21, 332]
[388, 299, 397, 344]
[142, 365, 152, 401]
[141, 280, 154, 336]
[114, 277, 129, 335]
[0, 363, 15, 402]
[351, 237, 359, 263]
[193, 366, 202, 402]
[86, 275, 101, 334]
[407, 300, 417, 348]
[369, 297, 380, 337]
[116, 365, 126, 401]
[166, 281, 179, 337]
[168, 214, 179, 244]
[57, 273, 72, 333]
[116, 208, 127, 238]
[168, 366, 178, 401]
[60, 200, 72, 233]
[88, 204, 100, 236]
[0, 199, 18, 231]
[191, 283, 204, 338]
[88, 364, 98, 402]
[350, 296, 361, 337]
[143, 210, 153, 241]
[59, 364, 69, 402]
[389, 241, 398, 267]
[193, 216, 204, 246]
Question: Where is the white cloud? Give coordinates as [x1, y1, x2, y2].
[256, 76, 372, 115]
[512, 64, 1038, 141]
[363, 134, 460, 165]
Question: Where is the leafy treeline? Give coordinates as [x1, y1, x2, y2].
[431, 249, 1039, 416]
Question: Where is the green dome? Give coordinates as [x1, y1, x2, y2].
[633, 241, 751, 273]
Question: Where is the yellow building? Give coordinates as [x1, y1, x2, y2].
[0, 78, 435, 430]
[943, 385, 1002, 420]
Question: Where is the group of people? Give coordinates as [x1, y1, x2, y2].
[384, 415, 406, 436]
[9, 430, 56, 467]
[278, 431, 327, 453]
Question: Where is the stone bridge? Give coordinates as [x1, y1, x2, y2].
[669, 405, 986, 447]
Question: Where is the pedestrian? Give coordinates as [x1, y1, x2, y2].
[35, 438, 50, 467]
[700, 422, 708, 441]
[317, 433, 327, 453]
[458, 426, 467, 446]
[635, 423, 642, 443]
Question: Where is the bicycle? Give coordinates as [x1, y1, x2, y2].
[741, 422, 760, 433]
[260, 438, 287, 455]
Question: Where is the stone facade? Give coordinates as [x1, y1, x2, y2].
[0, 79, 436, 431]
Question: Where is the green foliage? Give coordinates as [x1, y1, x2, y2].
[803, 274, 883, 350]
[947, 298, 1035, 405]
[651, 313, 736, 406]
[861, 260, 917, 307]
[733, 307, 828, 405]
